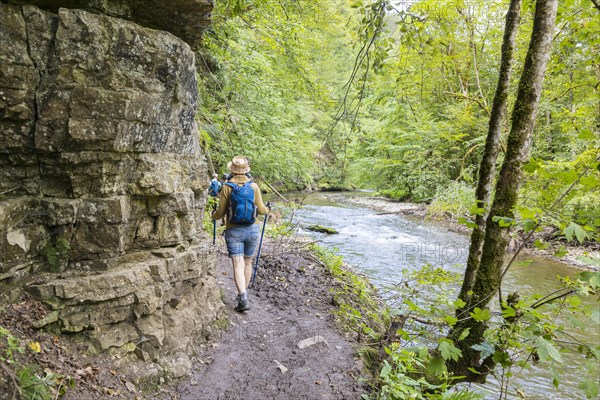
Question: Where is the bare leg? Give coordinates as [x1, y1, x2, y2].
[231, 255, 246, 294]
[244, 256, 253, 289]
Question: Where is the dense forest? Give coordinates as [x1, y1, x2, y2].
[198, 0, 599, 238]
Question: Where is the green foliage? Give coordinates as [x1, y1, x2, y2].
[308, 244, 388, 341]
[372, 343, 483, 400]
[438, 339, 462, 362]
[469, 307, 490, 322]
[344, 0, 598, 230]
[376, 263, 600, 399]
[1, 325, 75, 399]
[204, 196, 221, 235]
[0, 325, 25, 364]
[16, 365, 52, 400]
[428, 182, 476, 221]
[520, 150, 600, 240]
[198, 0, 362, 188]
[265, 220, 294, 238]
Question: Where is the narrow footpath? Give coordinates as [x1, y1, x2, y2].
[176, 238, 366, 400]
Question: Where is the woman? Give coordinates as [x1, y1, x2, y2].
[212, 156, 269, 312]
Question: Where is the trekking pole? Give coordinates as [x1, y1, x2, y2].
[213, 219, 216, 245]
[250, 202, 270, 286]
[211, 199, 218, 246]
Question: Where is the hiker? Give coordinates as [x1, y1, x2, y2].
[208, 174, 222, 197]
[212, 156, 270, 312]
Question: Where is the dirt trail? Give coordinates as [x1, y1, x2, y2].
[176, 239, 366, 400]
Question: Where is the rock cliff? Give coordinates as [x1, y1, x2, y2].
[3, 0, 213, 46]
[0, 2, 223, 379]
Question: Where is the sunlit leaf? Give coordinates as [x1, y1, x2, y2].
[502, 306, 516, 319]
[564, 222, 588, 244]
[470, 307, 491, 322]
[493, 216, 515, 228]
[471, 342, 495, 359]
[27, 341, 41, 353]
[380, 362, 392, 378]
[579, 378, 599, 399]
[439, 339, 462, 361]
[454, 298, 467, 309]
[428, 357, 446, 376]
[536, 337, 563, 363]
[458, 327, 470, 341]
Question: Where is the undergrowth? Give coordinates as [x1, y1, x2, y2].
[0, 325, 74, 400]
[308, 243, 389, 344]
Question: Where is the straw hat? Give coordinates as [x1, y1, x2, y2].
[227, 156, 251, 175]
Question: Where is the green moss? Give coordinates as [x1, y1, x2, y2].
[307, 225, 338, 234]
[214, 317, 228, 330]
[42, 238, 70, 272]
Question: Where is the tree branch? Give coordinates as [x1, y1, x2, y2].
[498, 153, 600, 289]
[531, 289, 575, 309]
[0, 361, 18, 400]
[442, 91, 490, 115]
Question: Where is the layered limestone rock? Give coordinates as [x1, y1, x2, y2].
[4, 0, 214, 46]
[0, 3, 223, 377]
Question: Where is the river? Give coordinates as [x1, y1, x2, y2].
[283, 192, 599, 400]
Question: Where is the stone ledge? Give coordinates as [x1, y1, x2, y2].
[6, 0, 213, 46]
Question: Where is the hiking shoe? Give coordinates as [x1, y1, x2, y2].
[235, 292, 250, 312]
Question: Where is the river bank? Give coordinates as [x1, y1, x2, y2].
[319, 192, 599, 271]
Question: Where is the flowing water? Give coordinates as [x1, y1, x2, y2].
[284, 192, 599, 400]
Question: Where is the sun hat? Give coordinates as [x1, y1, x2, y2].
[227, 156, 251, 175]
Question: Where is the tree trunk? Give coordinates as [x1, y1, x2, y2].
[205, 150, 216, 177]
[457, 0, 523, 305]
[450, 0, 558, 382]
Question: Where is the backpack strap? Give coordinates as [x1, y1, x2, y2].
[224, 180, 253, 191]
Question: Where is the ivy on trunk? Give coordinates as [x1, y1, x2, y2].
[448, 0, 559, 382]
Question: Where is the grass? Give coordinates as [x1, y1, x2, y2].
[307, 244, 389, 344]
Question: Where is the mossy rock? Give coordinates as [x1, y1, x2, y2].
[307, 225, 338, 234]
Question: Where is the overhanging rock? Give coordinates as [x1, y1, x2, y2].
[5, 0, 214, 46]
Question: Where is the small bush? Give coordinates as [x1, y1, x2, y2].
[428, 181, 475, 221]
[16, 365, 52, 400]
[378, 188, 411, 201]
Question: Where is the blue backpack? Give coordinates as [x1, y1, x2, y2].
[226, 181, 256, 225]
[208, 179, 221, 196]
